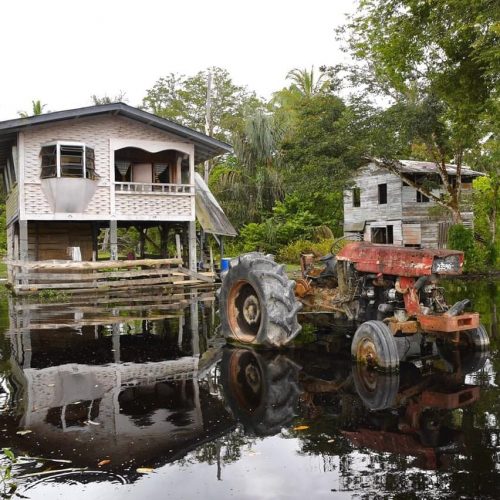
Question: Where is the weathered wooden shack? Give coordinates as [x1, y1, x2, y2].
[0, 103, 236, 292]
[343, 160, 483, 248]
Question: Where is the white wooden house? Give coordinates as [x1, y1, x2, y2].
[0, 103, 235, 289]
[343, 160, 483, 248]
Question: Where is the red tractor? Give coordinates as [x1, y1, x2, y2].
[219, 242, 489, 371]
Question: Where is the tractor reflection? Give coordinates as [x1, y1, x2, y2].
[220, 341, 487, 470]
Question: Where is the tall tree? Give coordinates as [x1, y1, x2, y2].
[334, 0, 500, 222]
[91, 91, 127, 105]
[211, 111, 284, 227]
[142, 67, 264, 143]
[285, 67, 329, 97]
[18, 99, 46, 117]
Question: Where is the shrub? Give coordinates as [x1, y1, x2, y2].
[448, 224, 478, 272]
[277, 238, 334, 263]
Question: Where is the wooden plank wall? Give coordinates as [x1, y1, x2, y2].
[343, 164, 403, 226]
[28, 222, 93, 261]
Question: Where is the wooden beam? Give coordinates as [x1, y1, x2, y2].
[6, 257, 182, 270]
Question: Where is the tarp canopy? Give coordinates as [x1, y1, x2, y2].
[195, 173, 237, 237]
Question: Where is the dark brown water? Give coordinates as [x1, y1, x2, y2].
[0, 278, 498, 499]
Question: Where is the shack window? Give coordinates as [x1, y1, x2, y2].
[416, 190, 430, 203]
[378, 183, 387, 204]
[40, 143, 97, 180]
[371, 225, 393, 244]
[352, 187, 361, 207]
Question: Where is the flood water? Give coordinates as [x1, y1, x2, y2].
[0, 278, 499, 499]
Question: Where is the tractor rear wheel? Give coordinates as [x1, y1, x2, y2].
[220, 253, 302, 347]
[351, 320, 399, 372]
[220, 348, 300, 435]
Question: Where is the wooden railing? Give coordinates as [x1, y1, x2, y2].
[114, 182, 194, 194]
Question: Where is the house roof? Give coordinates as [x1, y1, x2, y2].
[396, 160, 484, 177]
[0, 103, 232, 164]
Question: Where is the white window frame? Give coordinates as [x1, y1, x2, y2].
[41, 141, 92, 179]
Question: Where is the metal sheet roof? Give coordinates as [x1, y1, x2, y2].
[397, 160, 484, 177]
[0, 103, 232, 164]
[194, 173, 237, 237]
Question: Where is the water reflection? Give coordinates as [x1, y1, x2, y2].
[0, 279, 498, 498]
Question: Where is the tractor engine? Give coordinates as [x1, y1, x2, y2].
[299, 242, 466, 324]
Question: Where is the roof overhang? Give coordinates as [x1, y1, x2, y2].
[0, 103, 232, 164]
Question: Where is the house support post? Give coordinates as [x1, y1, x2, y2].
[91, 223, 99, 262]
[188, 221, 197, 272]
[19, 220, 28, 261]
[110, 220, 118, 261]
[160, 223, 169, 258]
[138, 225, 146, 259]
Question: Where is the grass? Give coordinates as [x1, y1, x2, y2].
[0, 262, 6, 280]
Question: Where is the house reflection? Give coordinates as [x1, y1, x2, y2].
[4, 290, 235, 471]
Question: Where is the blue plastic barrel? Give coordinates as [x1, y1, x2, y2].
[221, 257, 231, 272]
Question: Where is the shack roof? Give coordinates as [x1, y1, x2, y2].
[194, 173, 237, 237]
[395, 160, 483, 177]
[0, 103, 232, 164]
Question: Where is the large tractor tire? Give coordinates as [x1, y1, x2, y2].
[219, 253, 302, 347]
[351, 320, 399, 372]
[220, 347, 301, 436]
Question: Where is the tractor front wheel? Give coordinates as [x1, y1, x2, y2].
[462, 324, 490, 351]
[351, 320, 399, 372]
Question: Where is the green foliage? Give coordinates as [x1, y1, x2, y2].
[38, 289, 69, 302]
[277, 239, 335, 264]
[473, 176, 500, 251]
[18, 99, 46, 117]
[448, 224, 480, 272]
[0, 203, 6, 257]
[237, 193, 342, 255]
[0, 448, 17, 499]
[143, 67, 264, 142]
[333, 0, 500, 222]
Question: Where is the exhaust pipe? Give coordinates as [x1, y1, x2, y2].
[445, 299, 470, 317]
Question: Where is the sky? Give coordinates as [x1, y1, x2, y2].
[0, 0, 356, 120]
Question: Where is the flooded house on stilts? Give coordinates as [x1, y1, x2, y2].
[0, 103, 236, 294]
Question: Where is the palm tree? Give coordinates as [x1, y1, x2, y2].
[286, 67, 328, 97]
[212, 111, 285, 226]
[18, 100, 47, 118]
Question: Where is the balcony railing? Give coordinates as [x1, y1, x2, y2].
[115, 182, 194, 194]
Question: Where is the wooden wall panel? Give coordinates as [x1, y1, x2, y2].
[28, 222, 93, 261]
[344, 163, 403, 226]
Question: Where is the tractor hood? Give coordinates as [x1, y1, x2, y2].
[336, 242, 463, 277]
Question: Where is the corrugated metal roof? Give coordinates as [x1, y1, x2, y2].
[194, 173, 237, 237]
[398, 160, 484, 177]
[0, 103, 232, 165]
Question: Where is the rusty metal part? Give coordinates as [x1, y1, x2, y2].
[388, 320, 419, 335]
[417, 312, 479, 333]
[355, 337, 379, 366]
[336, 242, 464, 277]
[343, 429, 438, 469]
[300, 253, 315, 277]
[227, 280, 261, 343]
[297, 285, 348, 313]
[295, 278, 312, 298]
[398, 276, 421, 316]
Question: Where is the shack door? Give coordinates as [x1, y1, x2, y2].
[402, 223, 421, 246]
